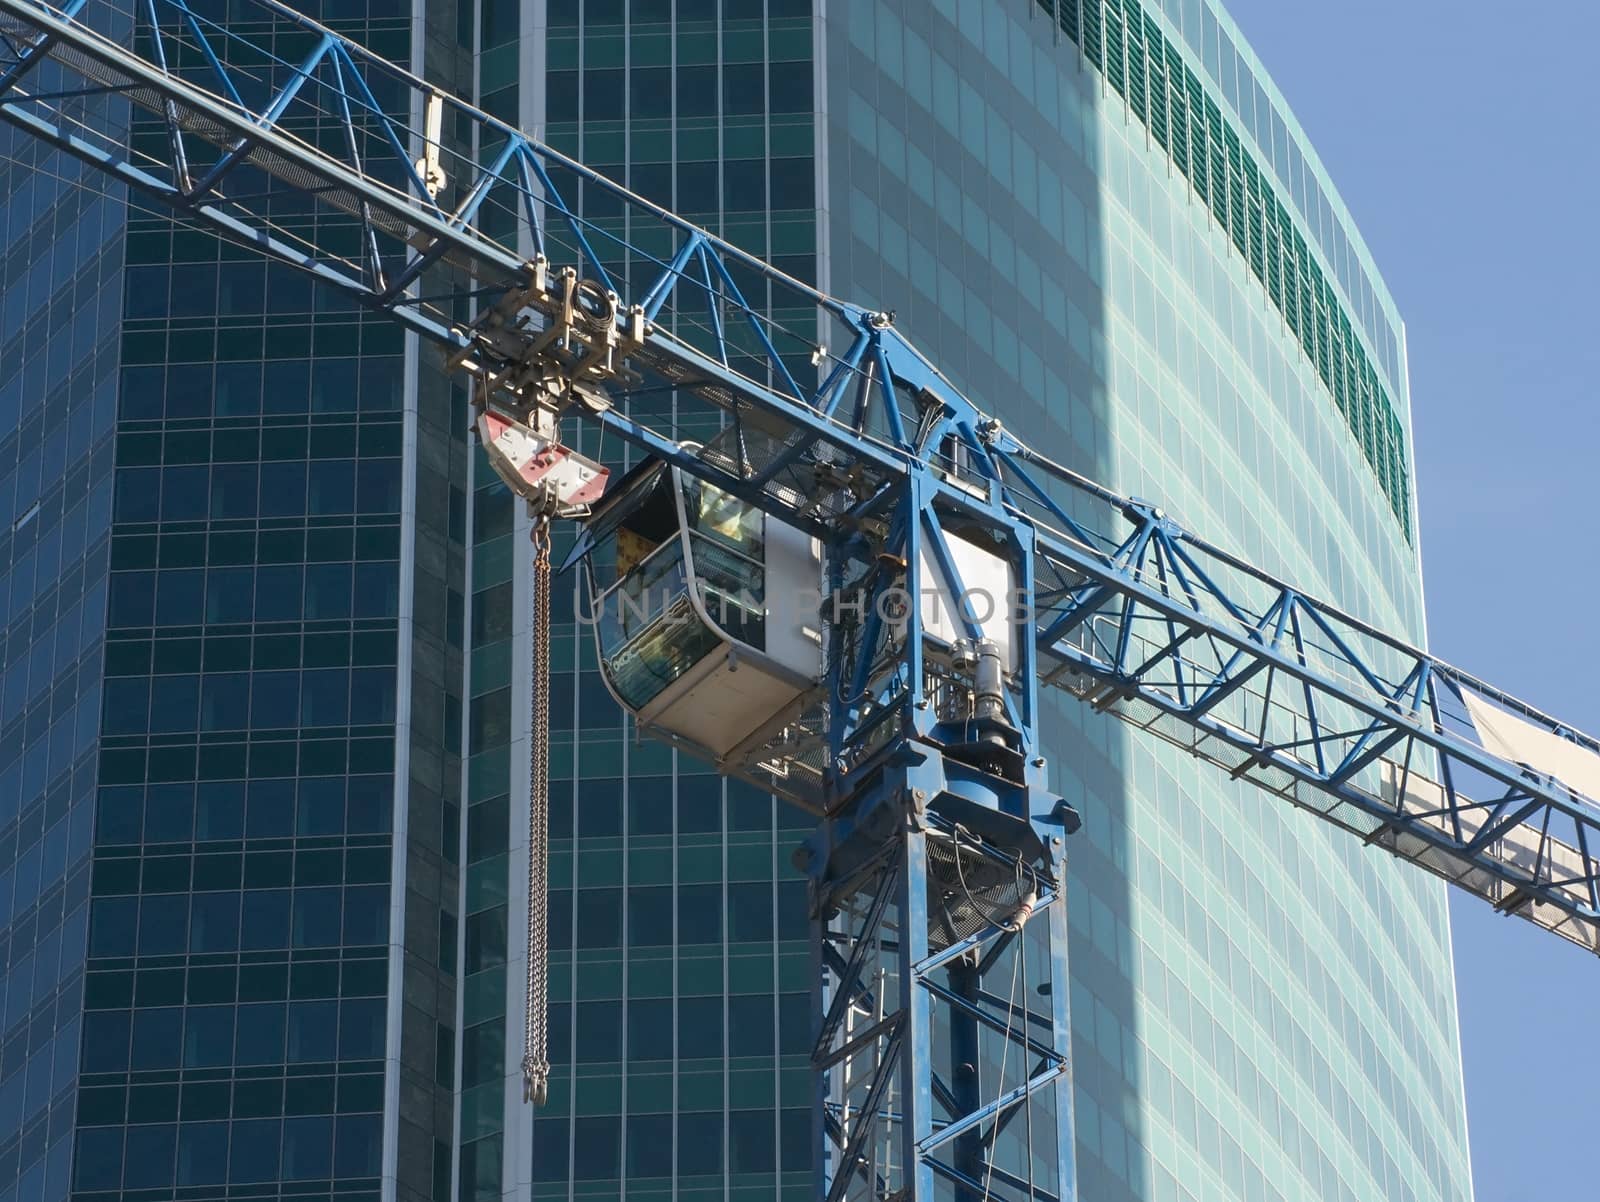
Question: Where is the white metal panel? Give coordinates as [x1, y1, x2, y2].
[1461, 691, 1600, 804]
[918, 534, 1018, 672]
[762, 516, 824, 680]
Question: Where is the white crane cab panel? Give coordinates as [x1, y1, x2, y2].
[580, 461, 822, 759]
[918, 533, 1018, 673]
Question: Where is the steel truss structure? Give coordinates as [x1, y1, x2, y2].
[3, 0, 1600, 1197]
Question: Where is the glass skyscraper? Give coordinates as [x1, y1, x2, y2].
[0, 3, 1472, 1202]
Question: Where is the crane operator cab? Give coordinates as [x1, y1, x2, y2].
[572, 459, 823, 761]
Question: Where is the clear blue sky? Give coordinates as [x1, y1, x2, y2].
[1222, 2, 1599, 1198]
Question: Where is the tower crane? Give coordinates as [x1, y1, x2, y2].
[2, 0, 1597, 1198]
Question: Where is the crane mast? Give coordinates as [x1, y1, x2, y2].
[3, 0, 1598, 1198]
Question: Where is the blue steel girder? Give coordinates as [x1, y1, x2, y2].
[1028, 508, 1600, 953]
[809, 792, 1075, 1202]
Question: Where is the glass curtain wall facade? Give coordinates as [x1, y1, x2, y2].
[471, 3, 820, 1201]
[825, 3, 1469, 1202]
[0, 39, 128, 1202]
[60, 4, 469, 1202]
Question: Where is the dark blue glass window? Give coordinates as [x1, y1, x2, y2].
[334, 1115, 382, 1177]
[131, 1007, 183, 1070]
[140, 894, 189, 955]
[582, 68, 624, 121]
[177, 1121, 229, 1185]
[263, 358, 310, 412]
[155, 569, 205, 625]
[678, 883, 722, 945]
[144, 782, 195, 842]
[196, 780, 244, 839]
[254, 564, 304, 620]
[117, 365, 165, 421]
[343, 885, 388, 946]
[729, 994, 774, 1057]
[90, 896, 137, 956]
[201, 673, 250, 731]
[102, 677, 149, 735]
[206, 565, 254, 620]
[574, 888, 620, 949]
[116, 468, 160, 522]
[284, 1115, 334, 1179]
[628, 886, 672, 947]
[241, 889, 290, 949]
[311, 359, 358, 414]
[770, 158, 812, 209]
[571, 1116, 619, 1181]
[250, 671, 299, 730]
[345, 775, 392, 834]
[349, 667, 396, 725]
[464, 906, 507, 972]
[627, 998, 671, 1062]
[339, 998, 385, 1060]
[723, 63, 763, 115]
[778, 878, 807, 939]
[780, 1108, 811, 1168]
[190, 891, 240, 952]
[679, 995, 722, 1060]
[731, 1109, 777, 1172]
[305, 562, 352, 620]
[97, 786, 144, 845]
[168, 266, 218, 320]
[627, 1114, 672, 1177]
[532, 1115, 568, 1182]
[183, 1005, 236, 1068]
[358, 358, 401, 411]
[161, 465, 210, 521]
[292, 887, 342, 948]
[724, 159, 766, 211]
[768, 60, 812, 113]
[215, 361, 263, 415]
[308, 460, 355, 515]
[300, 669, 349, 727]
[149, 675, 200, 733]
[679, 780, 722, 833]
[678, 1111, 722, 1176]
[210, 463, 259, 519]
[296, 777, 344, 836]
[259, 461, 307, 517]
[354, 561, 398, 617]
[630, 67, 670, 119]
[729, 881, 772, 943]
[109, 570, 156, 626]
[247, 778, 295, 837]
[229, 1117, 282, 1183]
[575, 1000, 621, 1064]
[74, 1128, 123, 1189]
[287, 1000, 338, 1062]
[82, 1010, 131, 1072]
[357, 459, 401, 513]
[235, 1003, 287, 1065]
[779, 993, 809, 1055]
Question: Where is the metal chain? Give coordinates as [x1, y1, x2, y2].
[522, 516, 552, 1105]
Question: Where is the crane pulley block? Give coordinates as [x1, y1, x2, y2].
[476, 404, 608, 518]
